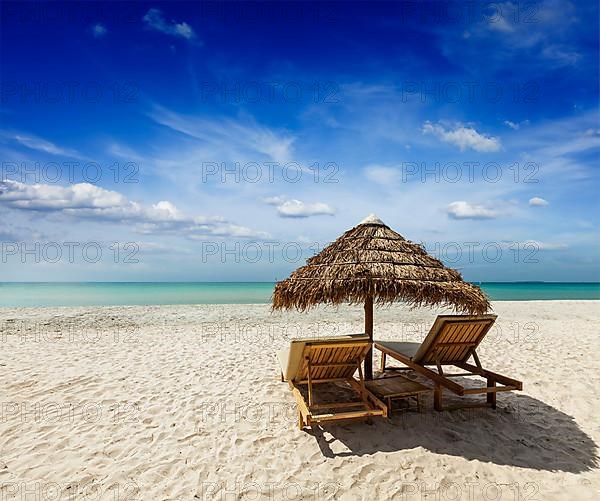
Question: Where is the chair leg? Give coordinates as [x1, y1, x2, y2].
[487, 378, 496, 409]
[434, 384, 443, 411]
[280, 371, 284, 382]
[380, 352, 387, 373]
[307, 360, 314, 408]
[356, 361, 367, 402]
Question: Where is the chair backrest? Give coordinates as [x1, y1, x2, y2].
[288, 334, 371, 382]
[414, 315, 497, 365]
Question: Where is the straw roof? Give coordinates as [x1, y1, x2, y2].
[272, 215, 490, 314]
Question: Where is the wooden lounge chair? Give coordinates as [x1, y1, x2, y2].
[277, 334, 388, 429]
[375, 315, 522, 411]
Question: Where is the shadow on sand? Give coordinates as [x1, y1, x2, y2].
[307, 392, 599, 473]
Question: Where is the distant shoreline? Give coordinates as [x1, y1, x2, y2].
[1, 281, 599, 284]
[0, 282, 598, 307]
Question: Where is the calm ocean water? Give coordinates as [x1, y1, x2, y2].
[0, 282, 598, 307]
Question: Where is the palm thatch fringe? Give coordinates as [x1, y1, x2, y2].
[272, 218, 490, 314]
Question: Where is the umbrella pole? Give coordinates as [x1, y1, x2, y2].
[364, 295, 373, 380]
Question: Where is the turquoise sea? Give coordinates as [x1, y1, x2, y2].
[0, 282, 598, 307]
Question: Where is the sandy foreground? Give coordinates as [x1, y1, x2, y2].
[0, 301, 598, 500]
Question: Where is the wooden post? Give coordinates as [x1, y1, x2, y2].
[487, 378, 496, 409]
[364, 295, 374, 380]
[307, 358, 314, 408]
[356, 359, 366, 401]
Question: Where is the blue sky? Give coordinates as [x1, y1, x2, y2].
[0, 0, 598, 281]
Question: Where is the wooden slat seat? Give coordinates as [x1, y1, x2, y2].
[375, 315, 522, 411]
[277, 335, 388, 429]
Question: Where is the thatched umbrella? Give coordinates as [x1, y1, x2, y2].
[272, 214, 491, 379]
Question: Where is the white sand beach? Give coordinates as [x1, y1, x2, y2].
[0, 300, 599, 500]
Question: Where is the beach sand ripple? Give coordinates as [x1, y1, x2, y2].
[0, 301, 598, 500]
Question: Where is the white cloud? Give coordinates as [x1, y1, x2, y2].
[0, 180, 268, 239]
[2, 131, 82, 158]
[486, 11, 515, 33]
[494, 240, 567, 251]
[475, 0, 582, 68]
[422, 121, 501, 152]
[510, 111, 599, 182]
[261, 195, 287, 206]
[0, 222, 47, 242]
[0, 181, 127, 210]
[529, 197, 549, 207]
[277, 200, 335, 218]
[363, 165, 399, 184]
[515, 240, 567, 251]
[295, 235, 314, 245]
[143, 8, 196, 40]
[446, 201, 500, 220]
[148, 106, 295, 165]
[91, 23, 107, 38]
[503, 119, 529, 130]
[261, 195, 335, 218]
[540, 45, 581, 66]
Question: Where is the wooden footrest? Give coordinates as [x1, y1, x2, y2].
[310, 408, 386, 423]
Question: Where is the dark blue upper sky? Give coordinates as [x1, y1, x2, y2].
[0, 1, 598, 281]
